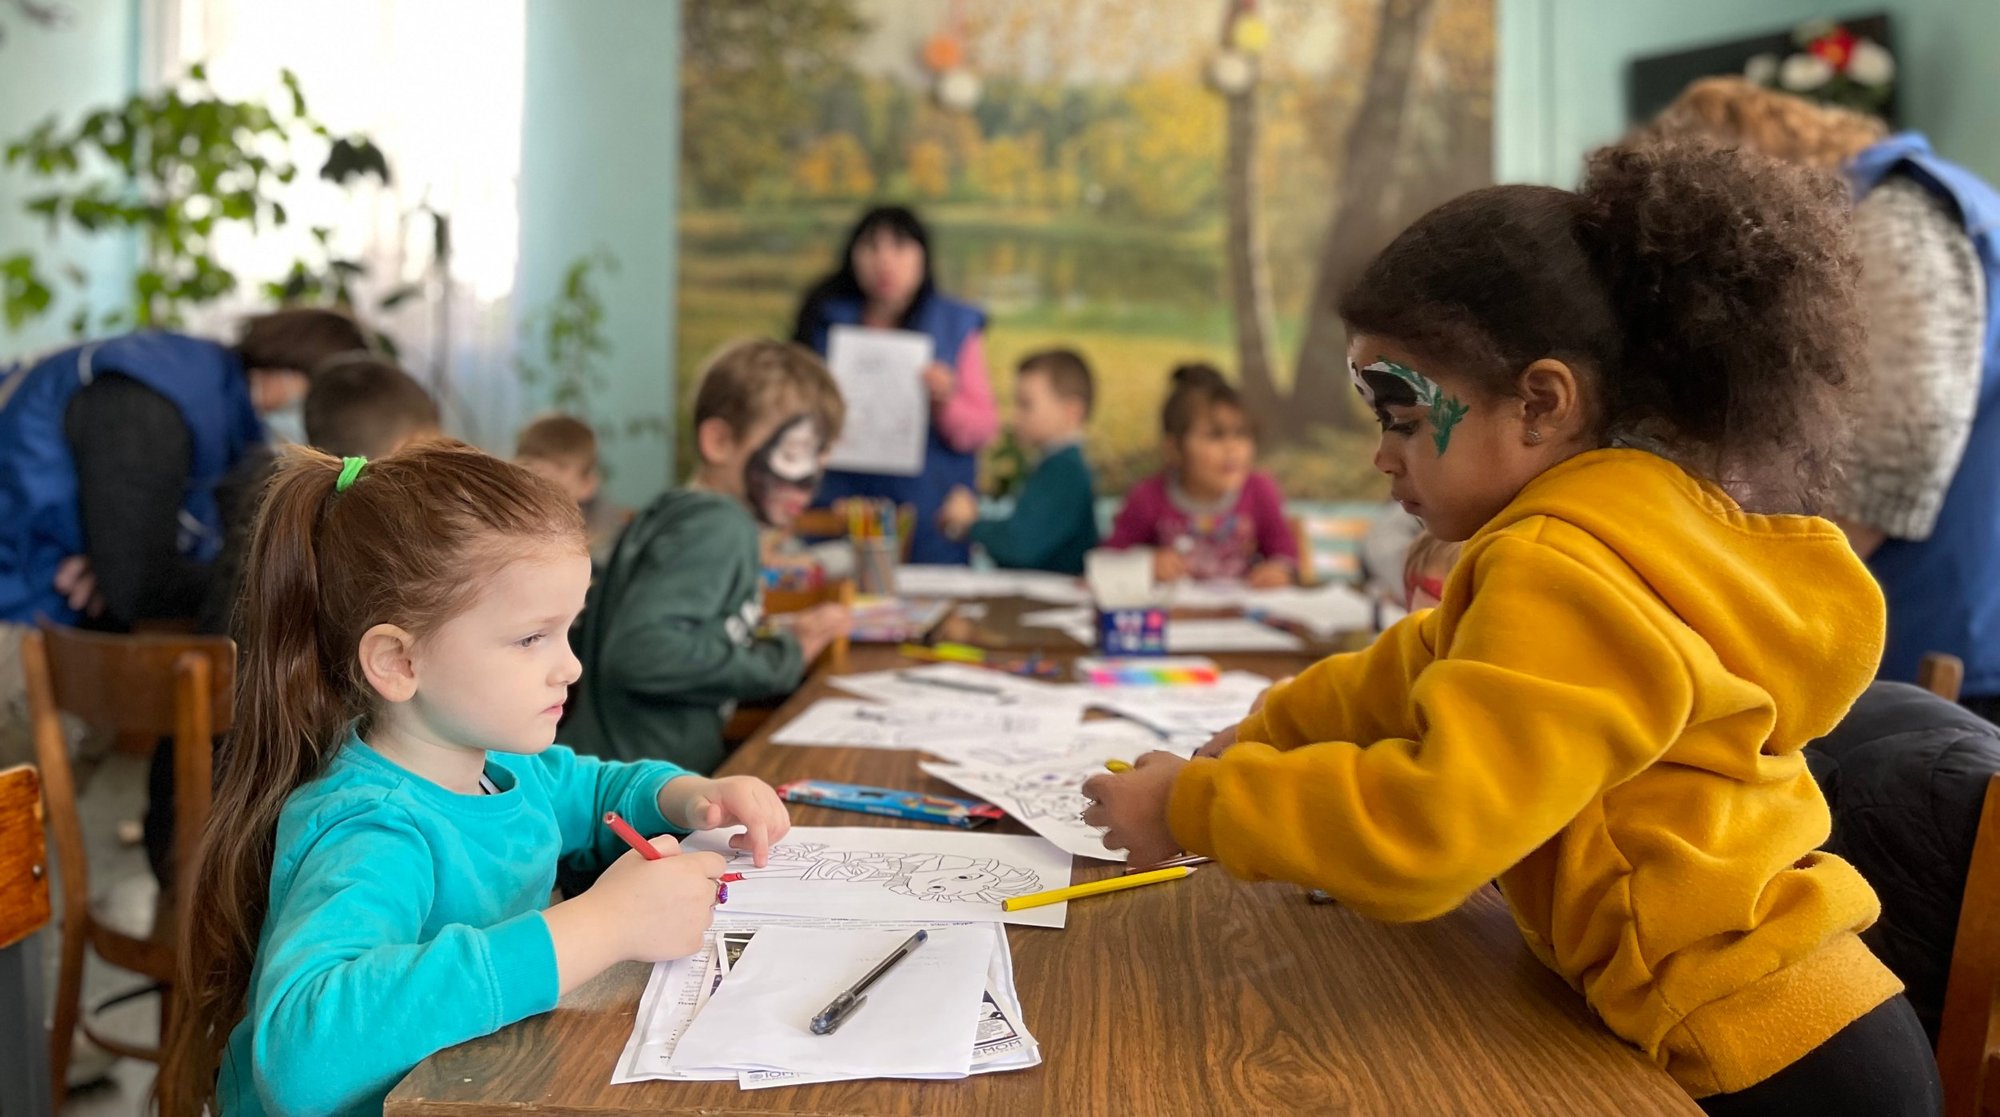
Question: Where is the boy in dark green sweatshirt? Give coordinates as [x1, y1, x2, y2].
[564, 340, 851, 772]
[939, 348, 1098, 575]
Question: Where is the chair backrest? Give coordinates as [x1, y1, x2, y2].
[23, 625, 235, 922]
[0, 765, 50, 953]
[763, 579, 855, 673]
[1938, 771, 2000, 1117]
[1921, 652, 1967, 703]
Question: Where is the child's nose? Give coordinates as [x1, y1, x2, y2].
[1372, 437, 1402, 476]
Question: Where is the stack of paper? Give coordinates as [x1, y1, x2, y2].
[892, 565, 1090, 604]
[612, 916, 1040, 1089]
[614, 825, 1063, 1091]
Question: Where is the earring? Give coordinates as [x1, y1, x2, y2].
[1525, 429, 1544, 445]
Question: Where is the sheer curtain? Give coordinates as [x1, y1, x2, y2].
[149, 0, 528, 449]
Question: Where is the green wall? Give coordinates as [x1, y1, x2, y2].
[516, 0, 681, 507]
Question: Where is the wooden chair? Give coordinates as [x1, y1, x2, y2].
[1938, 766, 2000, 1117]
[23, 623, 234, 1108]
[1922, 652, 1967, 703]
[0, 765, 54, 1116]
[794, 503, 917, 563]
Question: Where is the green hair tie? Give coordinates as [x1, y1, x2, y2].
[335, 456, 368, 493]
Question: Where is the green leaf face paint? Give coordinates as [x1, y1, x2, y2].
[1351, 357, 1471, 456]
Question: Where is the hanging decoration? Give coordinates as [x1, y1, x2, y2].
[923, 2, 981, 112]
[1208, 0, 1264, 96]
[1744, 19, 1894, 114]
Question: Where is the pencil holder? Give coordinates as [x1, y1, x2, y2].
[1097, 605, 1168, 656]
[853, 537, 898, 596]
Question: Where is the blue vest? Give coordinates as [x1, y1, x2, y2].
[0, 332, 264, 625]
[804, 292, 988, 564]
[1847, 134, 2000, 695]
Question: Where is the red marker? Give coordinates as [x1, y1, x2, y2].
[605, 811, 730, 905]
[719, 872, 746, 883]
[603, 811, 664, 859]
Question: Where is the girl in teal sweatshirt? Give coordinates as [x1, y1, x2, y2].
[160, 441, 791, 1116]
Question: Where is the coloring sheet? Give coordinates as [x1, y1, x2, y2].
[769, 697, 1080, 752]
[681, 826, 1075, 928]
[824, 325, 932, 476]
[890, 565, 1092, 604]
[1165, 617, 1306, 653]
[922, 720, 1170, 861]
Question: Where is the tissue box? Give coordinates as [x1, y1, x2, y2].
[1097, 605, 1168, 655]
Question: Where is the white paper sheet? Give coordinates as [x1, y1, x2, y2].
[682, 826, 1075, 928]
[890, 564, 1090, 603]
[1165, 579, 1374, 638]
[824, 325, 932, 475]
[920, 721, 1167, 861]
[667, 925, 992, 1077]
[1088, 670, 1273, 739]
[769, 697, 1081, 751]
[1165, 617, 1305, 653]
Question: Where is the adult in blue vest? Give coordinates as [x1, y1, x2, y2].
[0, 308, 368, 631]
[793, 206, 1000, 564]
[1654, 78, 2000, 722]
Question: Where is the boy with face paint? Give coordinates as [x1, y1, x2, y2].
[564, 340, 851, 775]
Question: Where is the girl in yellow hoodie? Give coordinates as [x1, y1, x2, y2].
[1083, 140, 1942, 1115]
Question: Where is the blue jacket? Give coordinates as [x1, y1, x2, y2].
[801, 292, 987, 564]
[1847, 134, 2000, 697]
[0, 332, 264, 624]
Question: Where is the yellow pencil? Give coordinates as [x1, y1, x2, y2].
[1000, 865, 1194, 911]
[1103, 758, 1133, 773]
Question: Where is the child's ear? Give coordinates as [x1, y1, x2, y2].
[358, 623, 420, 703]
[1160, 436, 1182, 471]
[695, 417, 737, 466]
[1516, 358, 1583, 437]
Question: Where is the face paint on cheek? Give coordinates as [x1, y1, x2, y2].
[743, 414, 824, 525]
[1355, 357, 1470, 455]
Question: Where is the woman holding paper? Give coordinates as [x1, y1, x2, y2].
[794, 206, 998, 564]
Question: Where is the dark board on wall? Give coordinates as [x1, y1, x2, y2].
[1627, 13, 1895, 127]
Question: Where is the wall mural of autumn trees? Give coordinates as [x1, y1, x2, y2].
[676, 0, 1492, 499]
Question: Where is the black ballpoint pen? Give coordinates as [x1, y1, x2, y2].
[808, 929, 929, 1036]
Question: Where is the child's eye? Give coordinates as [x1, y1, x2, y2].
[1377, 415, 1421, 436]
[516, 632, 545, 648]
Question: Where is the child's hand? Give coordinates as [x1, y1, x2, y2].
[1152, 549, 1189, 583]
[922, 362, 955, 404]
[938, 486, 979, 539]
[586, 837, 726, 962]
[661, 775, 792, 865]
[1080, 751, 1186, 867]
[791, 602, 853, 661]
[1194, 674, 1291, 759]
[1246, 560, 1295, 589]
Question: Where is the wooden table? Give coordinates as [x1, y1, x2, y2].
[389, 609, 1699, 1116]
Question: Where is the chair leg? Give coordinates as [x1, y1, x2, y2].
[0, 934, 54, 1117]
[48, 917, 85, 1111]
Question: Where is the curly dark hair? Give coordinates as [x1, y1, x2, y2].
[1338, 138, 1862, 514]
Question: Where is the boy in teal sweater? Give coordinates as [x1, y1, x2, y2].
[939, 348, 1099, 575]
[565, 340, 851, 772]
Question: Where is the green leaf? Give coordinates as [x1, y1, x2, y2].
[188, 61, 208, 82]
[378, 282, 422, 310]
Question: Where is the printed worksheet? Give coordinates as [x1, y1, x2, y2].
[824, 325, 932, 476]
[769, 697, 1081, 751]
[681, 826, 1076, 928]
[921, 721, 1168, 860]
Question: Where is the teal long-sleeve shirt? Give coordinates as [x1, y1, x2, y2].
[218, 733, 694, 1116]
[968, 442, 1098, 575]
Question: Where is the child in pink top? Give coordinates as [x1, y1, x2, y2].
[1105, 364, 1298, 587]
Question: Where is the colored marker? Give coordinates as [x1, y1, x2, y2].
[604, 811, 663, 859]
[1103, 758, 1133, 773]
[1000, 865, 1195, 912]
[720, 872, 746, 883]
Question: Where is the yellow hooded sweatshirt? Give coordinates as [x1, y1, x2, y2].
[1169, 449, 1902, 1097]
